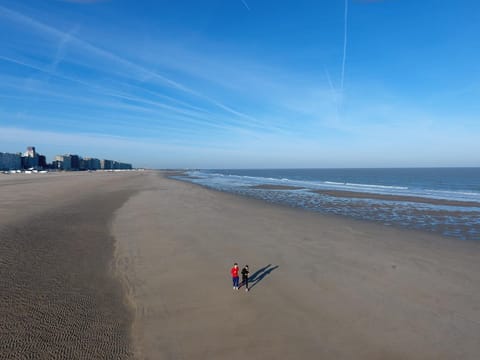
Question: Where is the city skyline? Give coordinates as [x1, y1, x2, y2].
[0, 145, 132, 171]
[1, 1, 479, 169]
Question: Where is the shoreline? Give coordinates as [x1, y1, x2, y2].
[182, 176, 480, 209]
[169, 173, 480, 249]
[246, 182, 480, 208]
[247, 183, 480, 207]
[173, 176, 480, 241]
[172, 176, 480, 242]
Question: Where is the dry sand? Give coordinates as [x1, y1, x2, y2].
[2, 171, 480, 359]
[113, 172, 480, 360]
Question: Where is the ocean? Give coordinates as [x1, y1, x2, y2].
[173, 168, 480, 241]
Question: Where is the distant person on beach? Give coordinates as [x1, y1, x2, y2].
[231, 263, 239, 290]
[241, 265, 250, 292]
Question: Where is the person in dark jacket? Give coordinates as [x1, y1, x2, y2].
[241, 265, 250, 292]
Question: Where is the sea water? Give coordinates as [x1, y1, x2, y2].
[173, 168, 480, 241]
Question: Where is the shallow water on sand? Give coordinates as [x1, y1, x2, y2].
[174, 168, 480, 241]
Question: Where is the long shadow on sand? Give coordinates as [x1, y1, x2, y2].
[247, 264, 279, 291]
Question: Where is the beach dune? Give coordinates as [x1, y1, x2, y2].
[1, 171, 480, 359]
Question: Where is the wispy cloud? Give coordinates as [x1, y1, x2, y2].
[0, 4, 260, 126]
[1, 3, 355, 140]
[50, 26, 78, 72]
[1, 3, 404, 145]
[2, 58, 283, 147]
[241, 0, 251, 11]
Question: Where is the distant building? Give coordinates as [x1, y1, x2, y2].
[38, 155, 47, 169]
[24, 146, 36, 158]
[79, 158, 87, 170]
[51, 160, 62, 170]
[1, 146, 135, 172]
[70, 155, 81, 170]
[49, 153, 132, 171]
[1, 145, 134, 172]
[82, 157, 101, 170]
[0, 152, 21, 171]
[91, 158, 101, 170]
[100, 159, 114, 170]
[113, 161, 133, 170]
[55, 155, 72, 170]
[21, 146, 39, 169]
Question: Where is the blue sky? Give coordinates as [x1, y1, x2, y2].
[0, 0, 479, 168]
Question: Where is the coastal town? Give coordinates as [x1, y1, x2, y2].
[0, 146, 133, 173]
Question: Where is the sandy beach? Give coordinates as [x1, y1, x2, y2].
[0, 171, 141, 359]
[2, 171, 480, 359]
[114, 172, 480, 359]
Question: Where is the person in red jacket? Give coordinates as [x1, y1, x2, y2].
[231, 263, 240, 290]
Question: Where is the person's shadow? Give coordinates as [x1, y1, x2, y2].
[247, 264, 279, 291]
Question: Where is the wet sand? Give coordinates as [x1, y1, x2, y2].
[0, 171, 144, 359]
[114, 172, 480, 360]
[250, 184, 305, 190]
[312, 189, 480, 208]
[2, 171, 480, 359]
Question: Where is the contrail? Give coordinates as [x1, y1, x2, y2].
[340, 0, 348, 91]
[324, 67, 340, 122]
[324, 67, 336, 101]
[50, 27, 77, 72]
[241, 0, 251, 11]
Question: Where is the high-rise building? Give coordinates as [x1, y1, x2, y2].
[100, 159, 113, 170]
[50, 154, 132, 171]
[55, 155, 72, 170]
[21, 146, 39, 169]
[38, 155, 47, 169]
[0, 152, 21, 171]
[112, 161, 133, 170]
[83, 157, 101, 170]
[70, 155, 81, 170]
[24, 146, 36, 158]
